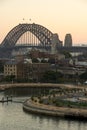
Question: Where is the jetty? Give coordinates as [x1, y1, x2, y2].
[0, 99, 12, 103]
[0, 96, 12, 103]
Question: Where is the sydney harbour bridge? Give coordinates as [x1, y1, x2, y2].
[0, 23, 87, 58]
[0, 23, 62, 58]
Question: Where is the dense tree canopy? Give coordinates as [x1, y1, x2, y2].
[41, 59, 48, 63]
[32, 58, 39, 63]
[41, 70, 63, 83]
[48, 58, 55, 64]
[79, 71, 87, 80]
[0, 61, 4, 72]
[62, 51, 72, 58]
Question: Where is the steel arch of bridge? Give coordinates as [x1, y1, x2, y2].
[1, 23, 53, 48]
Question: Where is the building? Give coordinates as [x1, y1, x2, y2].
[51, 34, 62, 54]
[4, 60, 24, 79]
[30, 49, 65, 60]
[23, 63, 50, 82]
[4, 59, 50, 81]
[64, 33, 72, 47]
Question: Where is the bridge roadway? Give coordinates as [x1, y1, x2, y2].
[14, 45, 87, 53]
[0, 83, 86, 91]
[0, 46, 87, 58]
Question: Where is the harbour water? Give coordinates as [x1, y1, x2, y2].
[0, 92, 87, 130]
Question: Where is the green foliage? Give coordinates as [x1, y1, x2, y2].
[41, 59, 47, 63]
[55, 99, 87, 108]
[62, 51, 72, 58]
[10, 75, 15, 80]
[39, 99, 43, 104]
[31, 96, 34, 101]
[79, 71, 87, 80]
[41, 71, 56, 83]
[0, 61, 4, 72]
[41, 70, 63, 83]
[48, 58, 55, 64]
[4, 75, 15, 82]
[32, 58, 39, 63]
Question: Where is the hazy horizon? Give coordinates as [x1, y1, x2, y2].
[0, 0, 87, 45]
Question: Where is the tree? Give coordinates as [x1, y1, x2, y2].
[4, 75, 15, 82]
[32, 58, 39, 63]
[62, 51, 72, 58]
[0, 61, 4, 72]
[41, 70, 63, 83]
[41, 59, 47, 63]
[79, 71, 87, 80]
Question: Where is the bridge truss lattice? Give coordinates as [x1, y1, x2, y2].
[1, 23, 53, 48]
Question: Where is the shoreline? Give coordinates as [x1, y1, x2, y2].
[23, 99, 87, 120]
[0, 83, 86, 90]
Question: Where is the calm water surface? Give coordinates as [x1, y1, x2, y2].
[0, 92, 87, 130]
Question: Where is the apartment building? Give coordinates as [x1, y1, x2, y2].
[4, 59, 50, 81]
[23, 62, 50, 81]
[4, 60, 23, 79]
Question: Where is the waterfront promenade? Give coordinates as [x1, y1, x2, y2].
[23, 98, 87, 119]
[0, 82, 87, 119]
[0, 83, 86, 90]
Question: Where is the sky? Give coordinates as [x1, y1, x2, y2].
[0, 0, 87, 45]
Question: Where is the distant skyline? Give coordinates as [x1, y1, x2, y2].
[0, 0, 87, 45]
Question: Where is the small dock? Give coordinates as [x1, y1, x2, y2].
[0, 99, 12, 103]
[0, 96, 12, 103]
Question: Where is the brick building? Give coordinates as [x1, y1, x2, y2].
[4, 60, 24, 79]
[23, 63, 50, 82]
[30, 49, 65, 60]
[4, 59, 50, 81]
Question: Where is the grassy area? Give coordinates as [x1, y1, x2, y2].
[55, 99, 87, 108]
